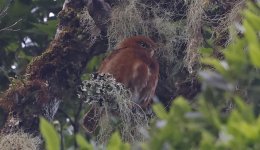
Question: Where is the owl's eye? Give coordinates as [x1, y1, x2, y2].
[137, 41, 150, 49]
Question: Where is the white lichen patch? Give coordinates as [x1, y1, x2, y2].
[79, 73, 149, 144]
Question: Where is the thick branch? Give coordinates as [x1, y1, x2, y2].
[0, 0, 111, 135]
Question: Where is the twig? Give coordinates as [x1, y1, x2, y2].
[0, 0, 21, 32]
[0, 0, 11, 19]
[0, 19, 22, 32]
[73, 100, 83, 148]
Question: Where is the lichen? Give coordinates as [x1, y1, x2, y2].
[79, 73, 149, 144]
[0, 130, 41, 150]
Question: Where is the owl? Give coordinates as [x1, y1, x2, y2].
[98, 35, 159, 108]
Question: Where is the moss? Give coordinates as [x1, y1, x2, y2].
[0, 130, 41, 150]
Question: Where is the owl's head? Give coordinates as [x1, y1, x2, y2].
[117, 35, 158, 57]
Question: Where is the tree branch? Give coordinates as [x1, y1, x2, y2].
[0, 0, 111, 135]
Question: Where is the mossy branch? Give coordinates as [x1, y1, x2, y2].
[0, 0, 112, 135]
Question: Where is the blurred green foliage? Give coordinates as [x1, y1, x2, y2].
[0, 0, 63, 91]
[40, 1, 260, 150]
[40, 117, 61, 150]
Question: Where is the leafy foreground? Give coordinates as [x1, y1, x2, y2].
[40, 2, 260, 150]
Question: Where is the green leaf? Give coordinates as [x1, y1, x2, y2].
[224, 38, 247, 65]
[107, 132, 121, 150]
[244, 20, 260, 68]
[201, 58, 227, 75]
[6, 42, 19, 52]
[86, 55, 103, 72]
[81, 73, 91, 80]
[200, 131, 215, 150]
[200, 48, 213, 56]
[199, 99, 221, 128]
[18, 50, 33, 61]
[244, 10, 260, 30]
[40, 117, 60, 150]
[0, 0, 6, 10]
[76, 134, 93, 150]
[107, 132, 130, 150]
[8, 0, 31, 19]
[249, 47, 260, 68]
[234, 97, 255, 122]
[170, 97, 191, 115]
[152, 104, 168, 119]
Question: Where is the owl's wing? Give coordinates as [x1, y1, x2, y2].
[140, 64, 158, 107]
[130, 61, 159, 108]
